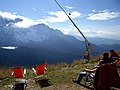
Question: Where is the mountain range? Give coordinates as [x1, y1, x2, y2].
[0, 16, 120, 66]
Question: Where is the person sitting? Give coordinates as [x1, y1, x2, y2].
[73, 53, 112, 84]
[94, 62, 120, 89]
[109, 50, 119, 61]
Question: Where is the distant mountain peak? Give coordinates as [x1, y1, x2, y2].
[29, 23, 50, 30]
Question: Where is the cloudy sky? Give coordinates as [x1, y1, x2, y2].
[0, 0, 120, 40]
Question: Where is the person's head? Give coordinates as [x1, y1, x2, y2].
[109, 49, 119, 58]
[110, 50, 114, 53]
[102, 53, 110, 63]
[103, 53, 109, 58]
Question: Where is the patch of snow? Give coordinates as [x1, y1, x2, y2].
[1, 46, 18, 50]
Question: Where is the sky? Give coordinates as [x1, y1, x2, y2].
[0, 0, 120, 40]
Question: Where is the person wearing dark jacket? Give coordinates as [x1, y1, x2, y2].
[73, 53, 112, 84]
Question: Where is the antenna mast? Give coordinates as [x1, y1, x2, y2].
[54, 0, 93, 62]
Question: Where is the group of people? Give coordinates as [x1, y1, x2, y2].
[73, 50, 120, 89]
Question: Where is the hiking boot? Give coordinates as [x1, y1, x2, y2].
[72, 79, 79, 84]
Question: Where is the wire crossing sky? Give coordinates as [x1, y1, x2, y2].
[0, 0, 120, 40]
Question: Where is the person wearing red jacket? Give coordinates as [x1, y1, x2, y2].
[109, 50, 119, 61]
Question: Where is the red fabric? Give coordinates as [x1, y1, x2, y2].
[114, 59, 120, 65]
[94, 63, 120, 89]
[12, 67, 24, 78]
[36, 64, 46, 75]
[110, 52, 119, 58]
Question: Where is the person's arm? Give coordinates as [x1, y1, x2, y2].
[84, 68, 97, 73]
[83, 60, 102, 73]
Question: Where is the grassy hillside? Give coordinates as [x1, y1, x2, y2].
[0, 58, 120, 90]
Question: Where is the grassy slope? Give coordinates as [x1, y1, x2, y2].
[0, 59, 120, 90]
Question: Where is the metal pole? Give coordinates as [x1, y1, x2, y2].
[54, 0, 93, 62]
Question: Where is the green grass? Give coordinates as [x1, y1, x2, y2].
[0, 59, 120, 90]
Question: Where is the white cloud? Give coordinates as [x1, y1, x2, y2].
[0, 11, 40, 28]
[87, 10, 120, 20]
[65, 6, 73, 9]
[57, 25, 87, 37]
[78, 26, 120, 39]
[0, 11, 119, 40]
[92, 10, 96, 12]
[0, 11, 17, 20]
[0, 11, 81, 27]
[32, 8, 37, 11]
[41, 9, 45, 11]
[58, 24, 120, 40]
[55, 24, 106, 38]
[38, 11, 81, 23]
